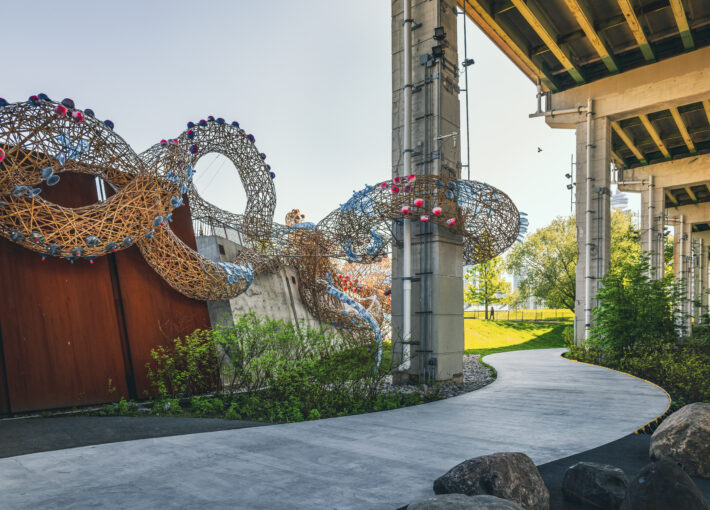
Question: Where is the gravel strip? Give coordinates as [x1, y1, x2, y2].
[381, 354, 494, 398]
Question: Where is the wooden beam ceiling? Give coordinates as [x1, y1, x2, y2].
[562, 0, 618, 74]
[686, 186, 698, 202]
[669, 0, 695, 50]
[703, 100, 710, 127]
[639, 114, 671, 160]
[510, 0, 585, 84]
[666, 189, 679, 205]
[670, 107, 697, 154]
[612, 121, 647, 165]
[616, 0, 656, 62]
[458, 0, 559, 91]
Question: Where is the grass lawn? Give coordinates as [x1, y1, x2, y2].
[464, 308, 573, 322]
[464, 319, 569, 356]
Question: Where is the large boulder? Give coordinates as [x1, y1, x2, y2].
[562, 462, 629, 509]
[407, 494, 524, 509]
[650, 402, 710, 478]
[433, 452, 550, 510]
[620, 459, 710, 510]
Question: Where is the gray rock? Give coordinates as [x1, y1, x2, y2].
[407, 494, 524, 509]
[562, 461, 628, 509]
[620, 459, 710, 510]
[650, 402, 710, 478]
[433, 452, 550, 510]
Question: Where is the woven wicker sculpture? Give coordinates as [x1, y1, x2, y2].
[0, 95, 524, 343]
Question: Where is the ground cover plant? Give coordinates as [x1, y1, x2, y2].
[101, 313, 435, 423]
[464, 319, 567, 356]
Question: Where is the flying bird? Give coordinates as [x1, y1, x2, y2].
[537, 147, 543, 153]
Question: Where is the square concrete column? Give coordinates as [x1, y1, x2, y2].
[672, 217, 692, 330]
[574, 115, 611, 343]
[391, 0, 464, 383]
[640, 183, 665, 278]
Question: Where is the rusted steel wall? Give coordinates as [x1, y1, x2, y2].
[0, 174, 211, 413]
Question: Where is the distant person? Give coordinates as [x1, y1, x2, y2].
[490, 306, 495, 320]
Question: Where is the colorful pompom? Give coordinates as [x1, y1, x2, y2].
[413, 198, 424, 207]
[71, 111, 84, 123]
[380, 182, 388, 189]
[216, 117, 225, 124]
[160, 139, 167, 146]
[28, 95, 41, 105]
[432, 206, 442, 215]
[420, 215, 429, 222]
[446, 218, 456, 226]
[187, 121, 195, 129]
[269, 171, 276, 179]
[247, 134, 255, 143]
[393, 176, 401, 185]
[189, 145, 199, 154]
[186, 130, 195, 140]
[0, 148, 4, 162]
[104, 120, 115, 130]
[404, 184, 411, 192]
[260, 153, 266, 160]
[61, 98, 75, 109]
[391, 186, 400, 194]
[54, 104, 68, 117]
[401, 205, 411, 215]
[408, 174, 416, 182]
[84, 108, 95, 117]
[199, 119, 207, 127]
[37, 93, 51, 101]
[0, 98, 8, 107]
[231, 121, 240, 128]
[207, 115, 215, 122]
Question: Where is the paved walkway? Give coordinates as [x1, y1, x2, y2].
[0, 349, 669, 509]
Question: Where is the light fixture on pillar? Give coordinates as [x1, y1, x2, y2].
[565, 172, 575, 213]
[432, 45, 444, 59]
[433, 26, 446, 41]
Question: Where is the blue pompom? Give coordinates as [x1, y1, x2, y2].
[231, 121, 240, 128]
[37, 93, 51, 101]
[216, 117, 225, 124]
[61, 98, 75, 109]
[187, 121, 195, 129]
[0, 98, 8, 107]
[84, 108, 95, 117]
[104, 119, 115, 130]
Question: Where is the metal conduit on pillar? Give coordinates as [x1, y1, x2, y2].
[401, 0, 413, 371]
[648, 175, 655, 277]
[584, 98, 593, 340]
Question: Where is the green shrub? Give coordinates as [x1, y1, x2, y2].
[562, 325, 574, 348]
[590, 256, 686, 352]
[146, 329, 220, 398]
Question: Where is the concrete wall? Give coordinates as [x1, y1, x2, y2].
[391, 0, 464, 383]
[196, 235, 320, 328]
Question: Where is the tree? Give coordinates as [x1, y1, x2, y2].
[506, 210, 641, 312]
[464, 257, 510, 319]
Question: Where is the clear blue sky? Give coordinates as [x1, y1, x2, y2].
[0, 1, 635, 233]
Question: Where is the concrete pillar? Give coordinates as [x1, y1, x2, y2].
[691, 231, 710, 321]
[640, 182, 665, 278]
[672, 216, 692, 330]
[391, 0, 463, 383]
[574, 115, 611, 343]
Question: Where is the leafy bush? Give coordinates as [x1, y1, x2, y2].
[562, 325, 574, 348]
[590, 256, 685, 352]
[146, 329, 220, 398]
[141, 313, 435, 423]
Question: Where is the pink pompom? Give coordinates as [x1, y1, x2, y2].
[446, 218, 456, 226]
[401, 206, 411, 215]
[0, 147, 4, 162]
[403, 184, 411, 192]
[413, 198, 424, 207]
[380, 182, 388, 189]
[54, 105, 68, 118]
[71, 111, 84, 123]
[432, 206, 442, 216]
[391, 186, 400, 194]
[420, 215, 429, 222]
[408, 174, 416, 182]
[393, 176, 401, 185]
[160, 139, 167, 146]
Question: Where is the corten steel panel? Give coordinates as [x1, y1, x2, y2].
[111, 197, 211, 398]
[0, 173, 130, 412]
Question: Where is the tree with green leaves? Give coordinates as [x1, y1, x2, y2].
[506, 210, 643, 312]
[464, 257, 510, 319]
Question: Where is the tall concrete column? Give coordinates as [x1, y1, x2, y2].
[672, 216, 692, 330]
[574, 115, 611, 343]
[391, 0, 463, 383]
[640, 182, 665, 278]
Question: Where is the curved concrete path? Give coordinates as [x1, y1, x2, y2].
[0, 349, 668, 509]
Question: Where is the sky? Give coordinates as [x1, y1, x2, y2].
[0, 1, 637, 234]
